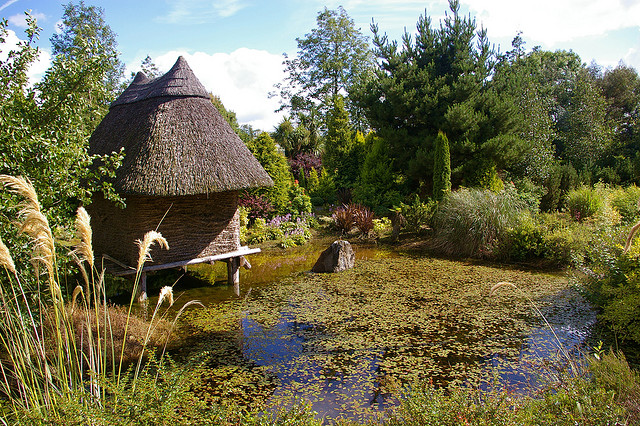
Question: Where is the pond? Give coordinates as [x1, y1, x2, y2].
[160, 238, 597, 423]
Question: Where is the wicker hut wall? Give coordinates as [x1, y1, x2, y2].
[89, 191, 240, 267]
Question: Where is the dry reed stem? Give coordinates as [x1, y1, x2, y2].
[135, 230, 169, 271]
[0, 235, 16, 273]
[490, 280, 577, 375]
[624, 219, 640, 252]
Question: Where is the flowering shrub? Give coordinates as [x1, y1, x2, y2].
[245, 213, 313, 248]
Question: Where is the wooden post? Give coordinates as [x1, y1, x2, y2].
[138, 272, 148, 302]
[227, 257, 240, 296]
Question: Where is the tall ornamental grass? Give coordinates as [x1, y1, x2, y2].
[431, 188, 526, 258]
[0, 175, 200, 423]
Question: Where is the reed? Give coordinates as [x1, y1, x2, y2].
[0, 174, 198, 423]
[490, 281, 577, 376]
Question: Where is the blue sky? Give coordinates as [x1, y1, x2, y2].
[2, 0, 640, 130]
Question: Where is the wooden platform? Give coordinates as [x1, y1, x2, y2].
[100, 246, 261, 300]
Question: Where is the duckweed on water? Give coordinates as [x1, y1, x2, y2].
[178, 253, 590, 422]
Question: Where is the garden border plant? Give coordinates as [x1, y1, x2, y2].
[0, 174, 202, 423]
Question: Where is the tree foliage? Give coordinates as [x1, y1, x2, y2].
[276, 6, 373, 122]
[353, 132, 402, 214]
[355, 0, 504, 191]
[245, 132, 293, 212]
[0, 12, 123, 284]
[323, 95, 365, 189]
[432, 131, 451, 201]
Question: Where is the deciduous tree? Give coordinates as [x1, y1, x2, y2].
[275, 6, 373, 124]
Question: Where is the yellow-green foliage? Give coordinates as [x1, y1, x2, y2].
[566, 185, 605, 222]
[246, 132, 293, 213]
[609, 185, 640, 222]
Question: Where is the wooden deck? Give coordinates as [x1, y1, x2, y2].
[100, 246, 261, 300]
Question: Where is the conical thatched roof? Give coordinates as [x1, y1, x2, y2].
[89, 56, 273, 196]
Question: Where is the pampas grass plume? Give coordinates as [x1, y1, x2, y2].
[0, 175, 55, 279]
[135, 231, 169, 271]
[157, 286, 174, 308]
[73, 207, 94, 269]
[0, 236, 15, 273]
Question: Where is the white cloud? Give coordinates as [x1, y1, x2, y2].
[128, 48, 285, 131]
[8, 12, 46, 28]
[0, 29, 52, 85]
[463, 0, 640, 46]
[0, 0, 18, 12]
[157, 0, 247, 24]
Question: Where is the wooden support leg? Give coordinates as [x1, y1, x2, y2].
[227, 257, 240, 296]
[137, 272, 148, 302]
[240, 256, 251, 269]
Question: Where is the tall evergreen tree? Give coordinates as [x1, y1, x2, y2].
[432, 131, 451, 201]
[323, 95, 363, 188]
[355, 0, 506, 190]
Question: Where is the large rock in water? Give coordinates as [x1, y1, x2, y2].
[312, 240, 355, 273]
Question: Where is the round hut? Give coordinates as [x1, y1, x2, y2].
[88, 56, 272, 291]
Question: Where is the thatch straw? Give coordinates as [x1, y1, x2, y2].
[89, 56, 273, 197]
[88, 192, 240, 266]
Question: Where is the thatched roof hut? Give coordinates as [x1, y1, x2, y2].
[88, 56, 272, 272]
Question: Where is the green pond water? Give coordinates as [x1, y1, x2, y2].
[149, 238, 597, 423]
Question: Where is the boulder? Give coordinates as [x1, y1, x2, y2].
[311, 240, 355, 273]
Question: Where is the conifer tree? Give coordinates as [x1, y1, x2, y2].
[246, 132, 293, 212]
[432, 131, 451, 201]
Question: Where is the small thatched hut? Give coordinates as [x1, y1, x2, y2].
[88, 56, 272, 292]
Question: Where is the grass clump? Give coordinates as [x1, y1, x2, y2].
[386, 351, 639, 426]
[0, 174, 200, 424]
[566, 185, 605, 222]
[431, 188, 525, 258]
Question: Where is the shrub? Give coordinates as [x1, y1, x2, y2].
[432, 131, 451, 201]
[239, 192, 274, 222]
[541, 163, 579, 212]
[432, 188, 526, 258]
[246, 132, 293, 212]
[288, 181, 312, 218]
[289, 153, 322, 181]
[331, 204, 355, 234]
[502, 215, 546, 261]
[609, 185, 640, 223]
[353, 133, 403, 214]
[398, 195, 436, 234]
[246, 214, 313, 248]
[373, 217, 392, 237]
[566, 186, 604, 222]
[352, 203, 375, 237]
[309, 167, 336, 205]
